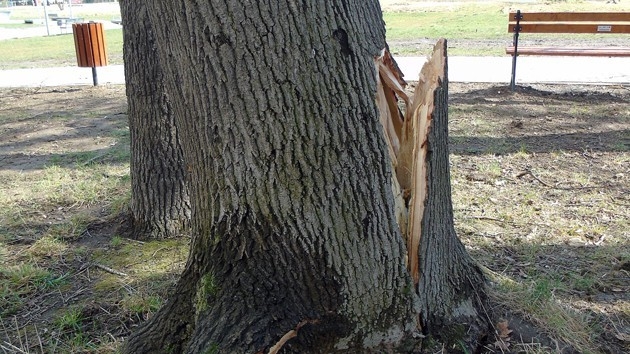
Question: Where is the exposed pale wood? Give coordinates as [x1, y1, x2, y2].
[508, 23, 630, 34]
[509, 11, 630, 22]
[375, 49, 408, 159]
[374, 50, 409, 235]
[400, 39, 446, 284]
[375, 41, 449, 284]
[506, 46, 630, 56]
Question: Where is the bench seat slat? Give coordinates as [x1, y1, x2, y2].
[506, 46, 630, 56]
[509, 12, 630, 22]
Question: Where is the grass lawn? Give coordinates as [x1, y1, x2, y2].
[0, 28, 123, 69]
[2, 1, 630, 68]
[384, 6, 505, 40]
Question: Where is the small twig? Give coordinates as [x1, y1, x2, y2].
[62, 288, 87, 304]
[517, 170, 604, 190]
[464, 215, 550, 228]
[81, 153, 107, 166]
[466, 215, 506, 223]
[152, 247, 167, 258]
[268, 319, 319, 354]
[516, 170, 552, 187]
[93, 263, 128, 277]
[1, 341, 26, 354]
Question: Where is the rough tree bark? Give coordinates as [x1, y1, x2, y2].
[121, 1, 487, 353]
[409, 42, 487, 348]
[119, 0, 190, 239]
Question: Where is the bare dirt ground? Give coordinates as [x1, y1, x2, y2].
[1, 81, 629, 352]
[445, 83, 630, 353]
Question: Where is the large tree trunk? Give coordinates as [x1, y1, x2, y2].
[120, 0, 190, 239]
[122, 2, 487, 353]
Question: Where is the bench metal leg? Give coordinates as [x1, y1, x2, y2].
[510, 10, 522, 91]
[510, 52, 517, 90]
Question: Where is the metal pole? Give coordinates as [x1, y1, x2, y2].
[42, 0, 50, 36]
[91, 66, 98, 86]
[68, 0, 72, 19]
[510, 10, 522, 91]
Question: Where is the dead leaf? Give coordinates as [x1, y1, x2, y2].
[496, 320, 513, 339]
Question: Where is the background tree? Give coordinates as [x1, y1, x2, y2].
[122, 1, 488, 352]
[119, 0, 190, 239]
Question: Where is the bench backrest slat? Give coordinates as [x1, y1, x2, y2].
[508, 11, 630, 33]
[509, 11, 630, 22]
[511, 23, 630, 34]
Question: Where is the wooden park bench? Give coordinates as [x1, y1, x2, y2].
[506, 10, 630, 89]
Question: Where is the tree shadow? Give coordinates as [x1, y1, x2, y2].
[451, 129, 630, 155]
[451, 84, 628, 106]
[448, 83, 630, 155]
[0, 87, 128, 171]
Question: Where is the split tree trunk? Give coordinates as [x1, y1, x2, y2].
[120, 0, 190, 239]
[379, 40, 488, 348]
[121, 1, 488, 353]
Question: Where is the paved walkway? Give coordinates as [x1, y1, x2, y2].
[0, 56, 629, 88]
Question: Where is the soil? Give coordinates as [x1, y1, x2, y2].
[0, 86, 127, 172]
[1, 81, 628, 353]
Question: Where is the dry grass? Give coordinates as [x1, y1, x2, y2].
[0, 86, 189, 353]
[448, 82, 630, 353]
[1, 81, 627, 353]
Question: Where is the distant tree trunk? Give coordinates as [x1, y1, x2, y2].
[122, 1, 487, 353]
[119, 0, 190, 239]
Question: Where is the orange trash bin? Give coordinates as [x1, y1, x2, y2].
[72, 22, 108, 86]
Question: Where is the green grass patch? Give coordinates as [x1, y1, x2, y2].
[121, 294, 163, 316]
[491, 273, 600, 354]
[0, 28, 122, 69]
[54, 307, 83, 333]
[384, 5, 505, 41]
[0, 263, 68, 316]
